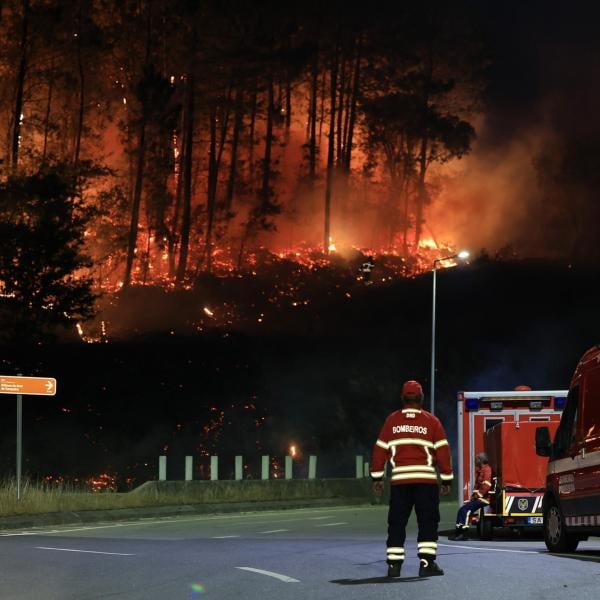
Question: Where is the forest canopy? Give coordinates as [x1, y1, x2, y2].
[0, 0, 483, 293]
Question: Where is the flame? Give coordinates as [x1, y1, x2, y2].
[290, 444, 297, 458]
[418, 237, 438, 250]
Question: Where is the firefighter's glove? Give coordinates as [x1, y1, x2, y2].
[372, 481, 384, 497]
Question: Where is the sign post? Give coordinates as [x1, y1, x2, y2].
[16, 394, 22, 501]
[1, 375, 57, 500]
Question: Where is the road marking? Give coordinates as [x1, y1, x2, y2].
[316, 522, 347, 527]
[35, 546, 134, 556]
[212, 535, 241, 539]
[260, 529, 289, 534]
[0, 505, 375, 537]
[236, 567, 299, 583]
[438, 542, 539, 555]
[309, 516, 330, 520]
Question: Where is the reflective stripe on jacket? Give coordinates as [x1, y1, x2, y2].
[370, 405, 453, 485]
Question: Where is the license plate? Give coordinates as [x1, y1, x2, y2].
[528, 517, 543, 524]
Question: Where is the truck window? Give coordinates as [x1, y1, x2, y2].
[485, 418, 504, 431]
[582, 365, 600, 449]
[553, 385, 579, 457]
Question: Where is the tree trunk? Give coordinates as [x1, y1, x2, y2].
[414, 46, 433, 247]
[168, 119, 186, 277]
[176, 73, 195, 284]
[226, 88, 242, 211]
[344, 37, 361, 172]
[122, 116, 147, 289]
[122, 5, 153, 289]
[261, 73, 275, 209]
[308, 44, 319, 182]
[11, 0, 29, 173]
[414, 136, 428, 247]
[248, 86, 257, 172]
[336, 53, 345, 166]
[42, 65, 55, 162]
[204, 103, 218, 273]
[284, 67, 292, 142]
[402, 142, 412, 257]
[324, 45, 338, 254]
[318, 64, 326, 146]
[73, 1, 85, 169]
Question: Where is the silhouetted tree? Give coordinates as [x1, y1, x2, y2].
[0, 165, 96, 342]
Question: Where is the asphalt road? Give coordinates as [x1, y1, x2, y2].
[1, 503, 599, 600]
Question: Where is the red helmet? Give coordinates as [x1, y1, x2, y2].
[402, 380, 423, 400]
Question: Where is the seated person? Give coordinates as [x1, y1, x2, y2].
[450, 452, 492, 541]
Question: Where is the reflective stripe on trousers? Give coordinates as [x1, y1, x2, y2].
[387, 483, 440, 561]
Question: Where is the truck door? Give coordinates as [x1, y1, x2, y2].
[550, 386, 579, 517]
[574, 366, 600, 518]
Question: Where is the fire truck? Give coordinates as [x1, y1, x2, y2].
[457, 389, 567, 538]
[536, 345, 600, 552]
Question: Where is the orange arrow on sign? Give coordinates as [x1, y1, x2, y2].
[0, 376, 57, 396]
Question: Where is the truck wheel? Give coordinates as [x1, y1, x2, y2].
[478, 512, 493, 540]
[543, 499, 579, 553]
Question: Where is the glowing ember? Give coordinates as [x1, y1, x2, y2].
[203, 307, 214, 317]
[290, 445, 297, 458]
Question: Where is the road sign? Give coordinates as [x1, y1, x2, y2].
[0, 375, 57, 396]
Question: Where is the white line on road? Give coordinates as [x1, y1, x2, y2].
[236, 567, 300, 583]
[438, 542, 540, 555]
[260, 529, 289, 534]
[315, 522, 347, 527]
[35, 546, 134, 556]
[308, 517, 330, 520]
[0, 505, 375, 538]
[212, 535, 241, 539]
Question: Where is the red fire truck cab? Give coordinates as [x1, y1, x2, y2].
[536, 345, 600, 552]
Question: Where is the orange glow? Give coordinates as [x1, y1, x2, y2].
[418, 237, 439, 250]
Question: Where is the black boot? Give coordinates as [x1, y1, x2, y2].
[387, 562, 402, 578]
[449, 527, 468, 541]
[419, 559, 444, 577]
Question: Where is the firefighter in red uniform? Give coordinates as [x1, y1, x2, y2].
[450, 452, 493, 541]
[371, 380, 453, 578]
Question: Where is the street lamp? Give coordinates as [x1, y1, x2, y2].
[430, 250, 470, 415]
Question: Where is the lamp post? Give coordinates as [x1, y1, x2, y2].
[430, 250, 470, 415]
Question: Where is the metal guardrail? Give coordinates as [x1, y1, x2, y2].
[158, 454, 370, 481]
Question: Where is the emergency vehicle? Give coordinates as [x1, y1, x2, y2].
[476, 420, 560, 539]
[457, 389, 567, 536]
[536, 345, 600, 553]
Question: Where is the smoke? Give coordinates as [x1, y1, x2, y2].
[427, 122, 548, 256]
[432, 0, 600, 261]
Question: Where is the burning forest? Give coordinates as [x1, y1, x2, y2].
[0, 0, 484, 337]
[3, 1, 600, 489]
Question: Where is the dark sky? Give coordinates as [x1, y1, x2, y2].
[474, 0, 600, 145]
[429, 1, 600, 257]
